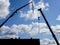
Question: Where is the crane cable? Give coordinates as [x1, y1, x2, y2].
[38, 8, 60, 45]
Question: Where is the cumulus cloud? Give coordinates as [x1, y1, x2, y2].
[1, 22, 60, 39]
[40, 23, 60, 35]
[35, 0, 49, 10]
[20, 0, 49, 20]
[0, 22, 45, 38]
[0, 35, 18, 39]
[29, 22, 40, 36]
[40, 23, 60, 34]
[39, 23, 51, 34]
[40, 38, 57, 45]
[0, 22, 51, 38]
[9, 24, 32, 35]
[0, 25, 10, 34]
[29, 22, 50, 35]
[56, 15, 60, 20]
[32, 22, 60, 35]
[40, 38, 60, 45]
[51, 25, 60, 34]
[0, 0, 10, 19]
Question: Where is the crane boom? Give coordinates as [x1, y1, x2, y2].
[0, 2, 32, 28]
[38, 8, 60, 45]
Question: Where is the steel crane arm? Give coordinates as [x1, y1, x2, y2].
[38, 8, 60, 45]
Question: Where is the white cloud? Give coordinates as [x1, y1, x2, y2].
[56, 15, 60, 20]
[0, 22, 43, 38]
[29, 22, 50, 36]
[0, 22, 52, 39]
[20, 0, 49, 20]
[0, 24, 32, 39]
[35, 0, 49, 10]
[0, 25, 10, 34]
[0, 0, 10, 19]
[1, 22, 60, 39]
[40, 38, 60, 45]
[40, 38, 57, 45]
[39, 23, 51, 34]
[9, 24, 32, 35]
[40, 23, 47, 28]
[0, 35, 19, 39]
[40, 24, 60, 34]
[29, 22, 40, 36]
[40, 28, 50, 34]
[51, 25, 60, 34]
[20, 9, 40, 20]
[39, 23, 60, 35]
[31, 23, 60, 35]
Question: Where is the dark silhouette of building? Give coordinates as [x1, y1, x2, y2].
[0, 38, 40, 45]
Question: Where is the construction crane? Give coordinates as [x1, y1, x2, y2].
[38, 8, 60, 45]
[0, 2, 33, 28]
[0, 0, 59, 45]
[0, 1, 40, 45]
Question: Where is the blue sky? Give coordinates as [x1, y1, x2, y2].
[2, 0, 39, 26]
[0, 0, 60, 45]
[0, 0, 40, 38]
